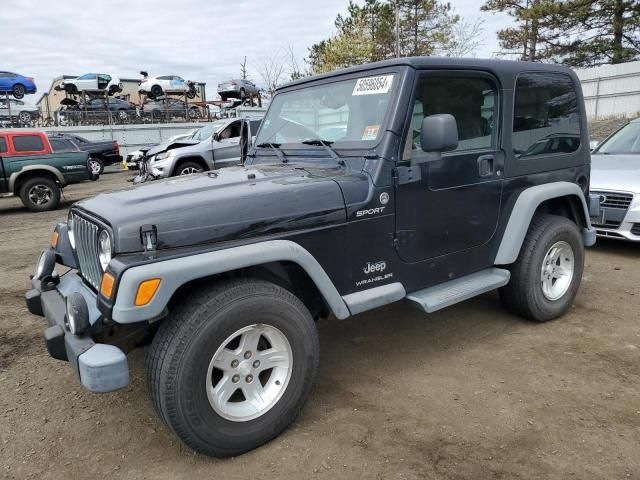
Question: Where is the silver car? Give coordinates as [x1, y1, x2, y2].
[217, 79, 260, 101]
[0, 98, 39, 123]
[590, 118, 640, 241]
[146, 117, 263, 177]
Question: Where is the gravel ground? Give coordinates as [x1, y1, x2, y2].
[1, 167, 639, 480]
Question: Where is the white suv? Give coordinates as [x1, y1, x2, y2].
[139, 75, 196, 99]
[59, 73, 123, 96]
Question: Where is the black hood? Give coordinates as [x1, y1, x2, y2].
[76, 164, 357, 253]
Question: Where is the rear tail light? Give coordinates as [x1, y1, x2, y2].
[115, 143, 120, 153]
[27, 77, 34, 81]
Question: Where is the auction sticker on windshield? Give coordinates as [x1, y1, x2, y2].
[352, 75, 394, 96]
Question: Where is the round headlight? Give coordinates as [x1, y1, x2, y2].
[98, 230, 112, 271]
[67, 214, 75, 249]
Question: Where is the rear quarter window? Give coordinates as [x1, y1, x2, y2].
[513, 72, 582, 157]
[12, 135, 45, 152]
[0, 137, 7, 153]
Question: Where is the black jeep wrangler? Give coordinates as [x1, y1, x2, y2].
[26, 57, 599, 457]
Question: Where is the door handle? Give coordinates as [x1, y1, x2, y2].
[477, 154, 494, 177]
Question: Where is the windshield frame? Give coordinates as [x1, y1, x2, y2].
[593, 120, 640, 155]
[252, 67, 402, 156]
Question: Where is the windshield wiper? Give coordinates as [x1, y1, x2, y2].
[301, 139, 344, 165]
[256, 142, 288, 163]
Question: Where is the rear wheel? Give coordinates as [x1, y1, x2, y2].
[499, 214, 584, 322]
[88, 157, 104, 175]
[12, 84, 25, 99]
[148, 279, 319, 457]
[19, 177, 60, 212]
[65, 84, 78, 95]
[18, 111, 31, 124]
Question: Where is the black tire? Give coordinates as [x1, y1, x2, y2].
[151, 85, 163, 98]
[65, 84, 78, 95]
[186, 87, 196, 99]
[173, 160, 204, 176]
[188, 107, 199, 119]
[18, 111, 31, 124]
[499, 214, 584, 322]
[18, 176, 61, 212]
[12, 84, 25, 99]
[88, 157, 104, 175]
[219, 94, 228, 102]
[147, 279, 319, 457]
[239, 87, 246, 100]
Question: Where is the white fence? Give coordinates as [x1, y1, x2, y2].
[575, 61, 640, 120]
[41, 123, 207, 157]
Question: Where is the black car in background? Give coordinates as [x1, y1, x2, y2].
[142, 98, 201, 121]
[61, 97, 137, 124]
[48, 133, 121, 175]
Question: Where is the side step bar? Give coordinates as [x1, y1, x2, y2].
[406, 268, 510, 313]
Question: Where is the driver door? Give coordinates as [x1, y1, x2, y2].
[395, 71, 504, 263]
[212, 120, 242, 168]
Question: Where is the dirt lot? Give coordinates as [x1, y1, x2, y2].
[1, 168, 639, 480]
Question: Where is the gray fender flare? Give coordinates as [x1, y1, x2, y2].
[9, 166, 66, 192]
[112, 239, 351, 323]
[495, 182, 596, 265]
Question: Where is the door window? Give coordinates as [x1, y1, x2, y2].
[513, 72, 581, 157]
[0, 138, 7, 153]
[219, 121, 241, 140]
[78, 73, 97, 80]
[12, 135, 44, 152]
[406, 75, 497, 159]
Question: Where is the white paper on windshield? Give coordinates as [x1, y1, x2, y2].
[352, 75, 394, 96]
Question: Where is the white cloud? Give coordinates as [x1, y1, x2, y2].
[2, 0, 512, 100]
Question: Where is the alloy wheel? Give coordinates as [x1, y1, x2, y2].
[540, 240, 575, 301]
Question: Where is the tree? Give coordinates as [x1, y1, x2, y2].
[481, 0, 563, 62]
[482, 0, 640, 66]
[549, 0, 640, 66]
[258, 54, 286, 94]
[240, 56, 248, 80]
[308, 0, 473, 74]
[443, 17, 485, 58]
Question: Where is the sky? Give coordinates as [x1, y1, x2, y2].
[1, 0, 513, 101]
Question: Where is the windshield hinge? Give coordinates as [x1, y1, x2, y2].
[394, 165, 421, 186]
[140, 224, 158, 251]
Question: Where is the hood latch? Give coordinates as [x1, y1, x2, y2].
[140, 224, 158, 251]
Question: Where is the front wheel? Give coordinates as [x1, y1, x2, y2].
[499, 214, 584, 322]
[148, 279, 319, 457]
[174, 161, 203, 176]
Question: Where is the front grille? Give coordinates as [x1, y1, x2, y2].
[593, 220, 621, 229]
[632, 223, 640, 236]
[70, 211, 103, 290]
[591, 191, 633, 209]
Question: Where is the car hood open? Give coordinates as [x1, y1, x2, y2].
[75, 164, 353, 253]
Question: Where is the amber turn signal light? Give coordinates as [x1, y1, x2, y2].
[50, 231, 59, 248]
[135, 279, 161, 306]
[100, 273, 115, 299]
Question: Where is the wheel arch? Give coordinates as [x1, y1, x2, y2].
[111, 240, 351, 324]
[495, 182, 596, 265]
[171, 155, 208, 176]
[10, 166, 65, 193]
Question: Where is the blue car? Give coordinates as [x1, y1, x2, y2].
[0, 71, 37, 99]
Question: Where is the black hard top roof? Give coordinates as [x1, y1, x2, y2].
[279, 56, 577, 91]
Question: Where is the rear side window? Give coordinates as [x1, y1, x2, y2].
[0, 137, 7, 153]
[49, 138, 75, 152]
[250, 120, 262, 134]
[12, 135, 44, 152]
[513, 72, 581, 157]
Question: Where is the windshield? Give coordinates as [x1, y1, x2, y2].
[255, 74, 396, 148]
[191, 121, 226, 141]
[596, 122, 640, 154]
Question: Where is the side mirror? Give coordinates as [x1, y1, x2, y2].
[589, 140, 599, 151]
[213, 132, 220, 142]
[420, 114, 459, 153]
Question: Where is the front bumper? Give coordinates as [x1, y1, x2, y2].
[25, 250, 129, 393]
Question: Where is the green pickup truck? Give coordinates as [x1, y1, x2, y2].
[0, 131, 94, 211]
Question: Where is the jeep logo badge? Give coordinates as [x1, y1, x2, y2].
[363, 261, 387, 275]
[379, 192, 389, 205]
